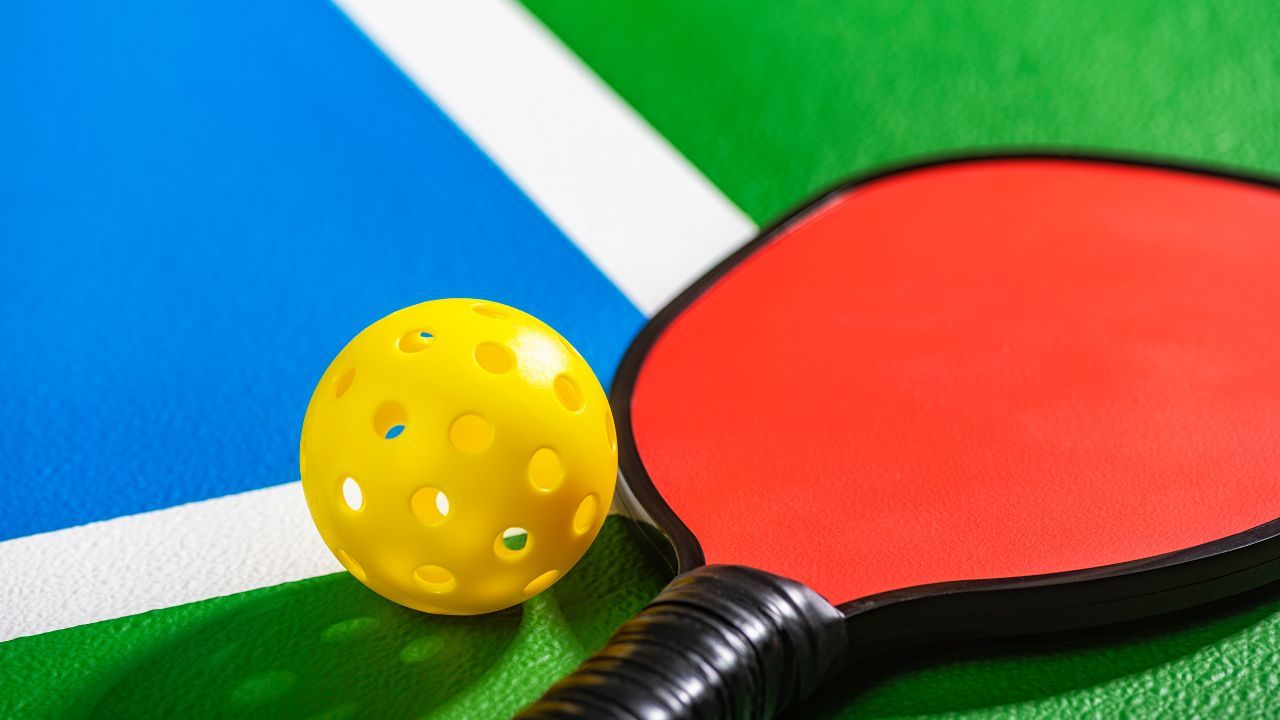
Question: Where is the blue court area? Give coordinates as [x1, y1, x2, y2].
[0, 0, 642, 540]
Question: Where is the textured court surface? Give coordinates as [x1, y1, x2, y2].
[4, 1, 1280, 717]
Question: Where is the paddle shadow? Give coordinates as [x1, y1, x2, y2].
[790, 581, 1280, 718]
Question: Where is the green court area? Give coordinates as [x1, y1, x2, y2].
[524, 1, 1279, 224]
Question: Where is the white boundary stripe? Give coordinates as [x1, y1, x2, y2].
[334, 0, 756, 315]
[1, 0, 757, 642]
[0, 484, 340, 641]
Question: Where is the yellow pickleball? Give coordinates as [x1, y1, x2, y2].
[299, 299, 617, 615]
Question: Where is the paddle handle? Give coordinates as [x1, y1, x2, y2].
[517, 565, 847, 719]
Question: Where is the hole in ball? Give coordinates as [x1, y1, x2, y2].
[335, 548, 367, 581]
[398, 330, 435, 353]
[494, 527, 529, 559]
[528, 448, 564, 492]
[374, 401, 408, 440]
[449, 414, 492, 453]
[341, 476, 363, 511]
[573, 494, 598, 535]
[523, 569, 560, 597]
[472, 303, 508, 319]
[474, 342, 514, 374]
[605, 412, 617, 452]
[413, 565, 456, 594]
[554, 374, 583, 412]
[411, 487, 449, 526]
[333, 368, 356, 399]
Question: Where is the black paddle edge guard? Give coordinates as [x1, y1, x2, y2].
[516, 565, 847, 720]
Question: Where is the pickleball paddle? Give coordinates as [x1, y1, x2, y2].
[520, 156, 1280, 720]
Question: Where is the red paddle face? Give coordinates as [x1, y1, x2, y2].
[625, 158, 1280, 606]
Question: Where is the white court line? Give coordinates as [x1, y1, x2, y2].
[334, 0, 756, 315]
[0, 483, 340, 642]
[0, 0, 757, 642]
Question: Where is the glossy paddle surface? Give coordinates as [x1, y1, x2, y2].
[629, 158, 1280, 604]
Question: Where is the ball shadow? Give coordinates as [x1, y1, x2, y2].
[82, 573, 520, 719]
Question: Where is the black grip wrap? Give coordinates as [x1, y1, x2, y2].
[517, 565, 848, 720]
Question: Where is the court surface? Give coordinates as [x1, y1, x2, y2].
[3, 1, 1280, 717]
